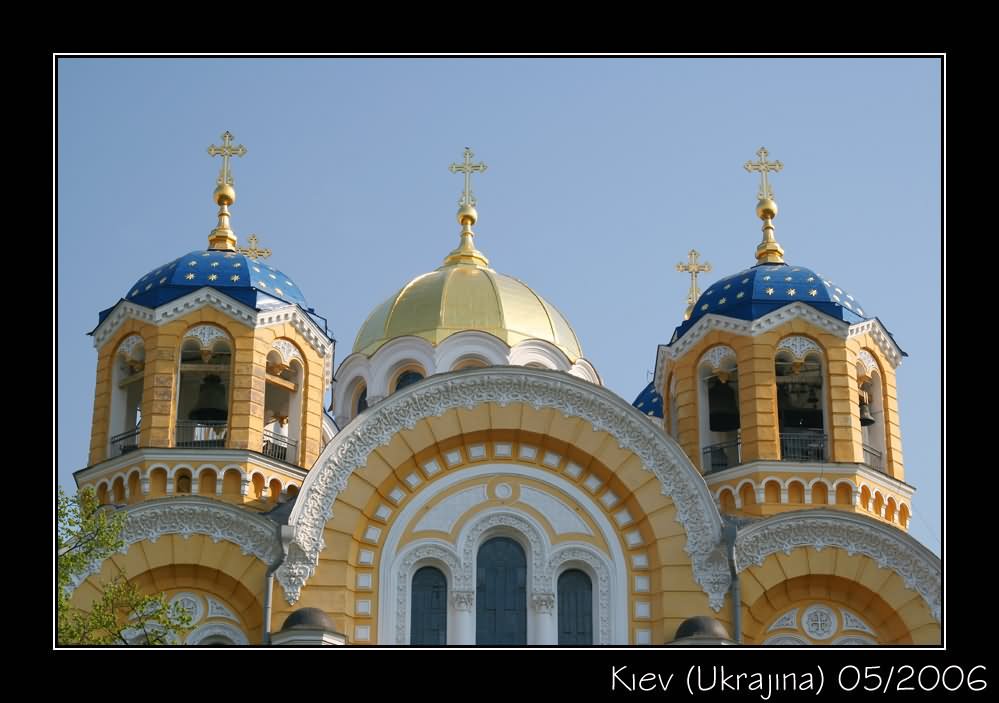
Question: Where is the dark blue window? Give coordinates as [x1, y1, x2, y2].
[557, 569, 593, 645]
[476, 537, 527, 645]
[411, 566, 447, 645]
[395, 370, 424, 391]
[356, 387, 368, 415]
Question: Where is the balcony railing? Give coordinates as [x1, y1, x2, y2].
[779, 432, 828, 463]
[109, 428, 140, 457]
[862, 444, 884, 473]
[262, 429, 297, 463]
[175, 421, 228, 448]
[702, 439, 742, 475]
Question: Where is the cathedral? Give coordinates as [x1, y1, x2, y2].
[68, 134, 940, 646]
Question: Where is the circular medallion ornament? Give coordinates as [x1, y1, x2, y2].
[801, 604, 837, 640]
[169, 592, 205, 625]
[495, 483, 513, 499]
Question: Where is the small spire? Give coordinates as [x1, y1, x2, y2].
[443, 147, 489, 267]
[676, 249, 712, 320]
[744, 146, 785, 265]
[207, 131, 247, 251]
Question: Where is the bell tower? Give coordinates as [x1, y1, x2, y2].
[77, 132, 335, 510]
[652, 148, 911, 531]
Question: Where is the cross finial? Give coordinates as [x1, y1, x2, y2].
[676, 249, 712, 320]
[208, 131, 247, 188]
[236, 234, 272, 260]
[744, 146, 783, 201]
[449, 147, 487, 207]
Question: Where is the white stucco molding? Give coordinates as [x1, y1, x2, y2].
[279, 367, 727, 609]
[67, 497, 282, 594]
[655, 305, 905, 391]
[92, 290, 333, 390]
[734, 509, 940, 621]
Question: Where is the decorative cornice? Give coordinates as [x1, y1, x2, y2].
[701, 345, 737, 372]
[116, 334, 144, 360]
[92, 289, 333, 388]
[184, 324, 229, 350]
[848, 320, 904, 369]
[734, 510, 940, 621]
[67, 497, 281, 594]
[278, 367, 727, 609]
[703, 461, 915, 501]
[272, 339, 304, 366]
[776, 335, 821, 361]
[857, 350, 878, 377]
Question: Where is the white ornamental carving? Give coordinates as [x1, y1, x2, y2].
[116, 334, 144, 361]
[413, 485, 488, 534]
[519, 486, 592, 535]
[186, 622, 249, 646]
[451, 591, 475, 611]
[184, 325, 228, 351]
[701, 345, 737, 372]
[545, 546, 613, 645]
[169, 592, 205, 625]
[802, 604, 837, 640]
[458, 512, 547, 595]
[767, 608, 798, 633]
[857, 350, 878, 376]
[272, 339, 303, 365]
[206, 596, 239, 623]
[532, 593, 555, 613]
[734, 510, 941, 622]
[394, 543, 461, 644]
[277, 368, 728, 611]
[776, 335, 821, 361]
[832, 635, 876, 645]
[67, 497, 283, 595]
[763, 634, 808, 646]
[841, 609, 875, 635]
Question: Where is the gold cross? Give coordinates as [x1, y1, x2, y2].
[744, 146, 783, 201]
[676, 249, 712, 318]
[236, 234, 272, 260]
[207, 131, 247, 187]
[448, 147, 487, 207]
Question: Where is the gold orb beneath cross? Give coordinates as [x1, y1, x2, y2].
[756, 198, 778, 220]
[214, 183, 236, 206]
[457, 204, 478, 226]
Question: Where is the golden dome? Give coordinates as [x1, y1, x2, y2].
[352, 257, 584, 362]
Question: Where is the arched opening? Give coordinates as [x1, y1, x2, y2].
[127, 472, 141, 503]
[353, 384, 368, 418]
[557, 569, 593, 645]
[269, 478, 282, 504]
[764, 480, 781, 504]
[263, 347, 303, 464]
[221, 469, 242, 499]
[873, 492, 885, 518]
[174, 469, 192, 494]
[899, 504, 910, 529]
[394, 369, 425, 392]
[476, 537, 527, 645]
[698, 350, 740, 474]
[719, 489, 736, 513]
[108, 337, 144, 458]
[787, 481, 805, 505]
[739, 483, 756, 508]
[286, 484, 299, 499]
[860, 485, 872, 511]
[775, 346, 827, 462]
[176, 330, 232, 449]
[251, 473, 266, 501]
[148, 468, 167, 498]
[812, 482, 829, 505]
[885, 497, 897, 523]
[452, 357, 489, 371]
[410, 566, 447, 645]
[858, 362, 887, 473]
[96, 483, 109, 505]
[112, 477, 126, 504]
[198, 469, 217, 497]
[667, 374, 679, 440]
[835, 483, 853, 506]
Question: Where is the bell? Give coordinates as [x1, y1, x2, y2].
[708, 378, 740, 432]
[859, 401, 875, 426]
[188, 374, 228, 422]
[807, 387, 818, 406]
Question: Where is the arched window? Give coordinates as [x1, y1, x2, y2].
[410, 566, 447, 645]
[857, 351, 887, 472]
[557, 569, 593, 645]
[355, 386, 368, 416]
[395, 370, 424, 392]
[263, 343, 304, 464]
[176, 326, 232, 448]
[775, 338, 827, 462]
[698, 346, 740, 473]
[109, 335, 145, 458]
[476, 537, 527, 645]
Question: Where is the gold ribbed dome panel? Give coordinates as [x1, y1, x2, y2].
[352, 263, 583, 362]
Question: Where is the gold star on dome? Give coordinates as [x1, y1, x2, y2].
[233, 262, 242, 268]
[857, 308, 864, 315]
[763, 275, 771, 281]
[159, 277, 167, 285]
[765, 287, 774, 295]
[787, 288, 797, 296]
[784, 276, 793, 282]
[285, 281, 294, 287]
[211, 261, 220, 268]
[723, 284, 731, 290]
[230, 274, 240, 282]
[185, 273, 195, 280]
[809, 289, 818, 296]
[131, 289, 138, 297]
[275, 287, 284, 295]
[224, 252, 236, 259]
[736, 291, 745, 299]
[269, 273, 277, 279]
[718, 297, 727, 304]
[188, 260, 198, 266]
[792, 268, 801, 272]
[208, 274, 218, 281]
[806, 276, 815, 282]
[253, 266, 261, 273]
[258, 280, 267, 288]
[742, 278, 749, 284]
[202, 252, 211, 257]
[155, 268, 162, 275]
[145, 283, 153, 290]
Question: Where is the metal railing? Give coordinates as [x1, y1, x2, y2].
[779, 432, 828, 463]
[110, 428, 140, 457]
[175, 421, 228, 448]
[862, 444, 884, 472]
[262, 429, 297, 462]
[702, 439, 742, 474]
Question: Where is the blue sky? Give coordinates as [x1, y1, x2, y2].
[56, 57, 941, 553]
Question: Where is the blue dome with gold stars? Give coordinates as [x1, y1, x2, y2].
[632, 381, 664, 419]
[673, 262, 869, 341]
[120, 250, 308, 313]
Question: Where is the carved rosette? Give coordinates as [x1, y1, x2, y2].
[734, 511, 940, 621]
[276, 369, 727, 610]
